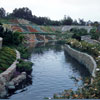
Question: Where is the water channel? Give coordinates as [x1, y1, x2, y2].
[8, 43, 90, 100]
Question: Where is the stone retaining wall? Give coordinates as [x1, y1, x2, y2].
[0, 50, 20, 98]
[0, 37, 3, 49]
[64, 45, 97, 77]
[62, 25, 92, 33]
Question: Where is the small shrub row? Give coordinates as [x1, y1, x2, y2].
[66, 38, 100, 57]
[16, 59, 33, 74]
[17, 45, 30, 59]
[0, 47, 16, 73]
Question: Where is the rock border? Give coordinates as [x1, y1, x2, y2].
[64, 44, 97, 77]
[0, 50, 26, 98]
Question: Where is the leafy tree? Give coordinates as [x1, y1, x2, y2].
[79, 19, 86, 25]
[11, 7, 33, 19]
[0, 8, 6, 18]
[73, 20, 79, 25]
[62, 16, 73, 25]
[0, 24, 24, 45]
[71, 28, 88, 41]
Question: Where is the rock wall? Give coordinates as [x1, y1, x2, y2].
[62, 25, 92, 33]
[0, 50, 20, 98]
[0, 37, 3, 49]
[64, 45, 97, 77]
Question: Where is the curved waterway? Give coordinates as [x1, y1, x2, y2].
[8, 43, 90, 100]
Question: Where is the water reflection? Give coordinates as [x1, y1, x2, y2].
[64, 51, 91, 82]
[31, 42, 62, 54]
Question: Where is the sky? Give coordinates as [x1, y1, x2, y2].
[0, 0, 100, 21]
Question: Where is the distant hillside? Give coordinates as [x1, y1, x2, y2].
[0, 18, 92, 43]
[1, 18, 62, 33]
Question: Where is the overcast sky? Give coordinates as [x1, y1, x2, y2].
[0, 0, 100, 21]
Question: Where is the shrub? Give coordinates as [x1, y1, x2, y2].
[17, 45, 30, 59]
[61, 39, 100, 99]
[66, 39, 100, 57]
[0, 25, 24, 45]
[0, 47, 16, 72]
[16, 59, 33, 74]
[71, 28, 88, 41]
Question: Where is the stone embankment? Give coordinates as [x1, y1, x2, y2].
[62, 25, 92, 33]
[0, 50, 26, 98]
[64, 45, 97, 77]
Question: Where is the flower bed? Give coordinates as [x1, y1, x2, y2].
[11, 25, 23, 32]
[10, 19, 19, 24]
[27, 26, 38, 32]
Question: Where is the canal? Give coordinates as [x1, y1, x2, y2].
[8, 43, 90, 100]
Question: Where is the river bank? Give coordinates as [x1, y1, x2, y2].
[6, 43, 90, 100]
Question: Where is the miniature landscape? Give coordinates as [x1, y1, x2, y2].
[0, 6, 100, 99]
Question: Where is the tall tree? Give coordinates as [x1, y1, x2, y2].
[62, 16, 73, 25]
[79, 19, 86, 25]
[12, 7, 33, 19]
[0, 8, 6, 18]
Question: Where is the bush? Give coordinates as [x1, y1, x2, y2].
[17, 45, 30, 59]
[71, 28, 88, 41]
[0, 47, 16, 72]
[61, 39, 100, 99]
[16, 59, 33, 74]
[66, 39, 100, 57]
[0, 25, 24, 45]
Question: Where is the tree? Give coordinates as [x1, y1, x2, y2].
[62, 16, 73, 25]
[11, 7, 33, 19]
[73, 20, 79, 25]
[0, 24, 24, 45]
[0, 8, 6, 18]
[79, 19, 86, 25]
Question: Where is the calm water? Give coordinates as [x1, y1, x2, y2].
[8, 43, 90, 100]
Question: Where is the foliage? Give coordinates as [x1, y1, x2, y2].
[0, 8, 6, 18]
[0, 47, 16, 73]
[62, 16, 73, 25]
[91, 32, 100, 40]
[89, 27, 100, 40]
[54, 39, 100, 99]
[16, 59, 33, 74]
[16, 45, 30, 59]
[66, 38, 100, 57]
[70, 28, 88, 41]
[90, 27, 97, 34]
[56, 32, 73, 41]
[0, 7, 94, 26]
[0, 25, 24, 45]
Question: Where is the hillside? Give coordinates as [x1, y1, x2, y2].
[0, 18, 92, 43]
[1, 18, 61, 33]
[0, 18, 62, 43]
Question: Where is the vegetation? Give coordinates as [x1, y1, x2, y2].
[90, 28, 100, 40]
[66, 38, 100, 57]
[56, 32, 74, 42]
[0, 47, 16, 73]
[0, 25, 24, 45]
[71, 28, 88, 41]
[0, 22, 32, 74]
[53, 38, 100, 99]
[16, 44, 30, 59]
[16, 59, 33, 74]
[0, 7, 94, 26]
